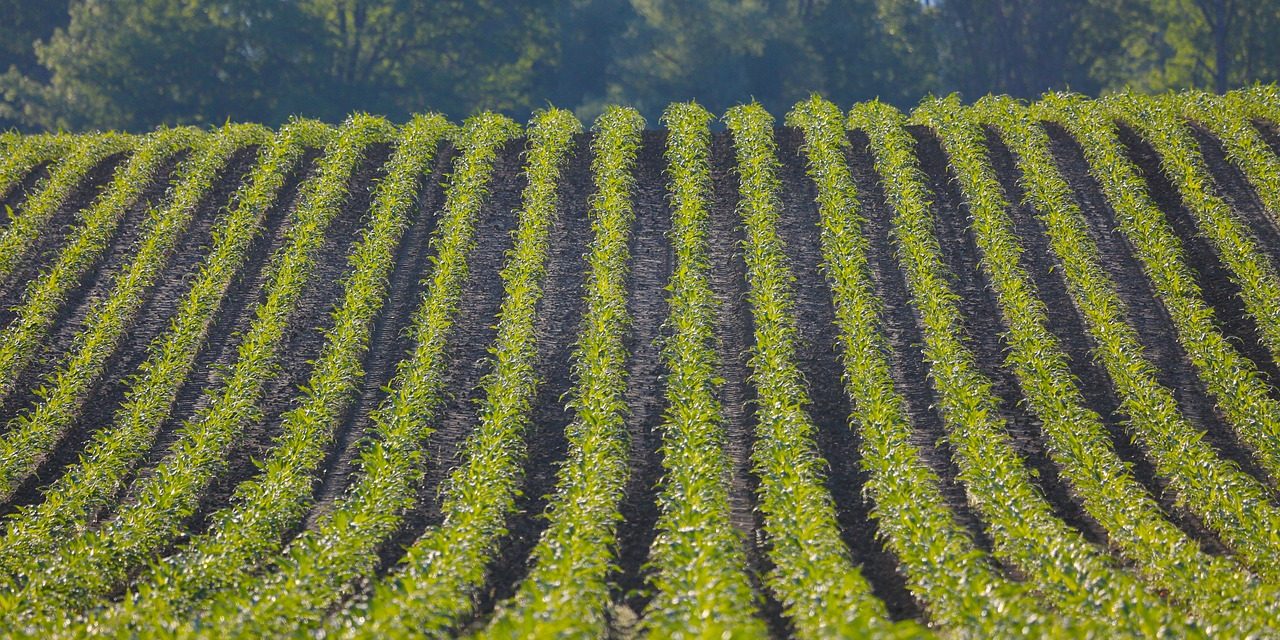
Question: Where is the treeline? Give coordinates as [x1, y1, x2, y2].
[1, 0, 1278, 131]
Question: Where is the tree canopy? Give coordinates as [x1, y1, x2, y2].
[1, 0, 1277, 131]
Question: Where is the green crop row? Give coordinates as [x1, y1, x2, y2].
[962, 94, 1279, 634]
[0, 133, 71, 202]
[844, 98, 1088, 638]
[1036, 93, 1280, 579]
[480, 106, 645, 639]
[1106, 93, 1280, 483]
[0, 123, 269, 503]
[976, 96, 1280, 625]
[0, 127, 196, 400]
[1180, 90, 1280, 233]
[0, 115, 393, 634]
[726, 102, 924, 639]
[157, 113, 520, 639]
[73, 116, 446, 638]
[920, 94, 1275, 635]
[312, 107, 582, 639]
[898, 97, 1185, 635]
[0, 132, 133, 283]
[1234, 85, 1280, 129]
[0, 119, 331, 575]
[635, 101, 767, 639]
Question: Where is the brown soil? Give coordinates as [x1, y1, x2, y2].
[4, 116, 1278, 637]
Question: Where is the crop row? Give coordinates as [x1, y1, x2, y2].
[0, 133, 69, 199]
[920, 94, 1273, 635]
[725, 102, 923, 639]
[0, 127, 198, 401]
[1179, 90, 1280, 234]
[0, 115, 394, 634]
[481, 106, 645, 638]
[80, 115, 448, 637]
[976, 96, 1280, 628]
[842, 99, 1094, 637]
[891, 97, 1186, 635]
[315, 107, 582, 639]
[1036, 93, 1280, 579]
[150, 113, 522, 638]
[0, 119, 332, 577]
[0, 132, 134, 282]
[0, 123, 270, 504]
[1106, 93, 1280, 482]
[636, 101, 766, 638]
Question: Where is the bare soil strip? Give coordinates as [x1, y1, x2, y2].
[1047, 122, 1271, 537]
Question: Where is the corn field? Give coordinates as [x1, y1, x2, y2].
[2, 89, 1280, 638]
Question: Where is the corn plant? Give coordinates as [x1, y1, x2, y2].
[79, 114, 450, 637]
[480, 106, 645, 639]
[1104, 93, 1280, 483]
[0, 115, 394, 634]
[983, 93, 1280, 584]
[725, 102, 932, 639]
[0, 119, 332, 580]
[0, 133, 132, 283]
[612, 101, 770, 640]
[304, 107, 582, 639]
[1180, 90, 1280, 232]
[1035, 93, 1280, 579]
[0, 127, 198, 400]
[0, 123, 270, 502]
[157, 112, 521, 639]
[0, 133, 71, 202]
[829, 98, 1088, 637]
[919, 94, 1273, 635]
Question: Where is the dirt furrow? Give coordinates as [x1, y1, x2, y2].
[1, 147, 260, 513]
[611, 130, 673, 631]
[301, 143, 454, 528]
[910, 126, 1109, 546]
[1116, 125, 1280, 392]
[0, 152, 127, 305]
[774, 126, 920, 621]
[0, 153, 184, 425]
[845, 128, 1000, 568]
[0, 163, 52, 226]
[1045, 122, 1256, 547]
[363, 137, 524, 575]
[979, 127, 1223, 554]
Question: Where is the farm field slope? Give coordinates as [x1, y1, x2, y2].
[2, 90, 1280, 638]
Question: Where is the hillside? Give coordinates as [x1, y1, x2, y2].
[1, 90, 1280, 637]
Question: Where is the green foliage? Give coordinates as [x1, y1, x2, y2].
[633, 101, 767, 639]
[0, 122, 268, 504]
[3, 91, 1280, 637]
[979, 95, 1280, 629]
[928, 94, 1272, 635]
[73, 114, 448, 637]
[726, 102, 921, 639]
[323, 107, 581, 639]
[0, 119, 328, 587]
[0, 132, 136, 282]
[165, 112, 521, 638]
[0, 127, 197, 401]
[0, 115, 392, 633]
[1036, 93, 1280, 581]
[480, 105, 644, 639]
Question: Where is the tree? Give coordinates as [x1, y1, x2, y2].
[0, 0, 311, 131]
[606, 0, 934, 121]
[933, 0, 1103, 99]
[0, 0, 558, 131]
